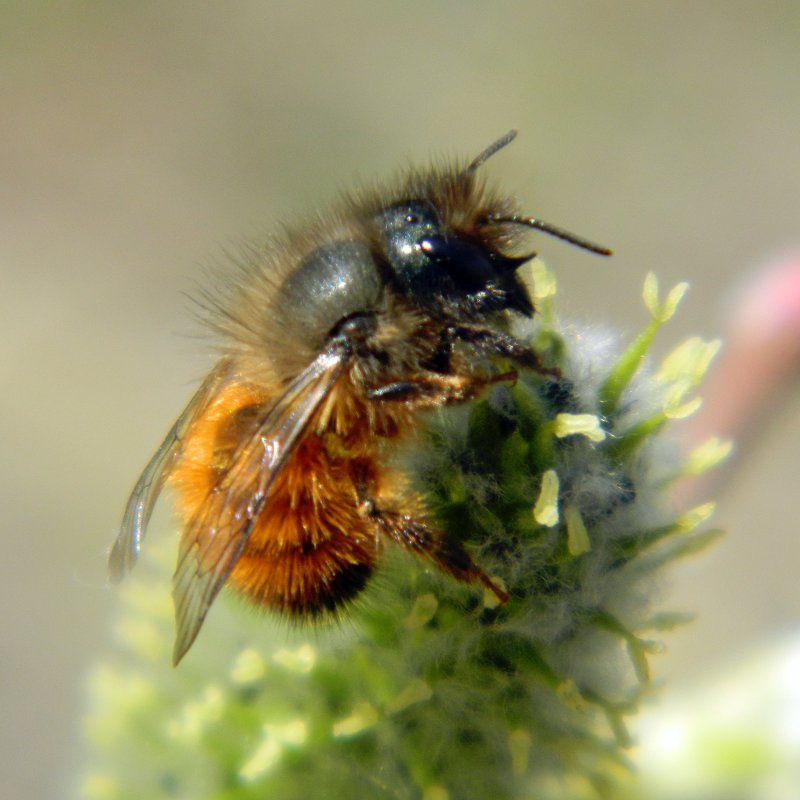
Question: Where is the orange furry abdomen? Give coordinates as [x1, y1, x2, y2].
[169, 379, 409, 616]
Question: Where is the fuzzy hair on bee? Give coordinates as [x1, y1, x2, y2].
[109, 130, 611, 665]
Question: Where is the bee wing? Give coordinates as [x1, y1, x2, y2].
[108, 362, 232, 582]
[171, 347, 347, 665]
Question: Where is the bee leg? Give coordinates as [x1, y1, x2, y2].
[368, 508, 509, 606]
[448, 325, 561, 377]
[367, 378, 471, 403]
[367, 371, 512, 405]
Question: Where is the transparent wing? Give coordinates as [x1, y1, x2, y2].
[108, 362, 232, 582]
[171, 347, 347, 665]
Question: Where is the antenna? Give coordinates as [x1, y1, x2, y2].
[466, 129, 518, 173]
[486, 214, 613, 256]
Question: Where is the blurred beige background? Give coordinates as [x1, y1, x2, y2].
[2, 3, 798, 797]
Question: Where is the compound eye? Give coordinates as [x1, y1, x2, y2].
[420, 236, 496, 291]
[380, 201, 440, 278]
[418, 235, 448, 261]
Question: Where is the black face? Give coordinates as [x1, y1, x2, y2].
[378, 201, 534, 318]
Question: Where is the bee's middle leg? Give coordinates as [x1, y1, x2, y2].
[366, 370, 516, 405]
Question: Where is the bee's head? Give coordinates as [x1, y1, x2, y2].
[374, 131, 610, 320]
[377, 199, 535, 318]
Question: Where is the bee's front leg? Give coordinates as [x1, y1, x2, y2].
[447, 325, 560, 378]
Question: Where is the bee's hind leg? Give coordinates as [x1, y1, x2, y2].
[365, 506, 508, 606]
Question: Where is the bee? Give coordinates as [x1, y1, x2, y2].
[109, 130, 611, 665]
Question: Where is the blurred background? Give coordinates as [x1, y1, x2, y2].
[2, 2, 798, 797]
